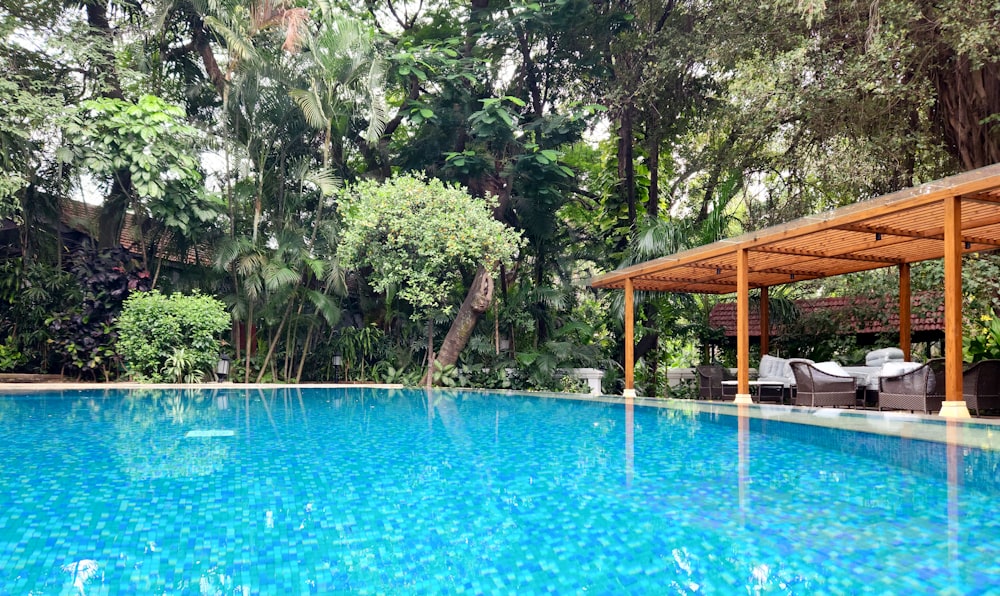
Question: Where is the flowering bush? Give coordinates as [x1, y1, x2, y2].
[965, 309, 1000, 362]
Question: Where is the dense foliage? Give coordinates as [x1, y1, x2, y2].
[46, 246, 152, 380]
[1, 0, 999, 392]
[116, 290, 231, 382]
[337, 174, 523, 312]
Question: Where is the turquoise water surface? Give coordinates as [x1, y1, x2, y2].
[0, 388, 998, 594]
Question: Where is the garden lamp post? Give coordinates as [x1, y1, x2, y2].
[216, 353, 232, 382]
[333, 354, 343, 383]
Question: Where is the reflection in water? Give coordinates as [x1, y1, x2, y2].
[625, 393, 634, 487]
[113, 389, 233, 480]
[62, 559, 99, 595]
[946, 419, 961, 576]
[737, 403, 750, 516]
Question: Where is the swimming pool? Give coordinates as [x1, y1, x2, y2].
[1, 387, 998, 594]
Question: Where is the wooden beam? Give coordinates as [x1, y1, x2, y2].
[624, 277, 634, 392]
[760, 286, 770, 355]
[959, 191, 1000, 205]
[943, 196, 964, 408]
[754, 244, 905, 264]
[751, 266, 825, 277]
[899, 263, 911, 361]
[839, 211, 1000, 246]
[736, 248, 750, 401]
[689, 263, 736, 272]
[642, 275, 737, 288]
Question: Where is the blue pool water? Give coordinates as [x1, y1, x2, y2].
[1, 388, 998, 594]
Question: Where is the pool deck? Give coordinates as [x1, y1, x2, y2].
[2, 382, 998, 450]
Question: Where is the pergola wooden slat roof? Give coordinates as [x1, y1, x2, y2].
[589, 164, 1000, 417]
[590, 165, 1000, 294]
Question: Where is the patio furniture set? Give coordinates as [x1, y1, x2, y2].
[696, 347, 1000, 415]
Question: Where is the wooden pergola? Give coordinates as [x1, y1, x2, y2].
[589, 164, 1000, 418]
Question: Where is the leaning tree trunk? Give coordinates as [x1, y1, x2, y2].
[423, 267, 494, 384]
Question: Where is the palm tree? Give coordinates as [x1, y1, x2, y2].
[289, 7, 387, 179]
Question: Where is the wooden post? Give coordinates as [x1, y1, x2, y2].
[624, 277, 635, 397]
[735, 248, 752, 403]
[759, 286, 770, 356]
[941, 195, 970, 418]
[899, 263, 911, 361]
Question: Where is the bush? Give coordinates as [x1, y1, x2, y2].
[116, 290, 230, 382]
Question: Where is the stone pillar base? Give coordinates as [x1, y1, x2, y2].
[939, 400, 971, 419]
[623, 389, 637, 398]
[733, 393, 753, 405]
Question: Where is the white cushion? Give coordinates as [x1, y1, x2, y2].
[758, 355, 782, 378]
[759, 355, 815, 387]
[866, 347, 905, 367]
[879, 361, 922, 377]
[814, 361, 850, 378]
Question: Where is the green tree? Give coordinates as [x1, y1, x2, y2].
[66, 95, 221, 268]
[337, 173, 523, 379]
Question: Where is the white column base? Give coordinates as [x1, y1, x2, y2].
[939, 400, 971, 419]
[733, 393, 753, 405]
[623, 389, 637, 398]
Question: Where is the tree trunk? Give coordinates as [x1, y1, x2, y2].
[432, 266, 494, 372]
[85, 0, 124, 100]
[933, 57, 1000, 170]
[87, 0, 132, 250]
[618, 107, 637, 228]
[98, 174, 131, 249]
[647, 131, 660, 218]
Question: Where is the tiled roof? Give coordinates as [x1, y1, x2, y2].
[61, 201, 213, 266]
[708, 292, 944, 337]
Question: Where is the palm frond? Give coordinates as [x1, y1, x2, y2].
[306, 289, 341, 326]
[289, 87, 328, 130]
[324, 261, 347, 297]
[361, 58, 388, 142]
[263, 265, 301, 292]
[633, 216, 688, 261]
[237, 252, 268, 277]
[203, 16, 260, 65]
[302, 167, 341, 196]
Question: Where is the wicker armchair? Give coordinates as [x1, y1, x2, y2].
[789, 360, 857, 408]
[963, 359, 1000, 415]
[878, 358, 945, 413]
[696, 364, 736, 400]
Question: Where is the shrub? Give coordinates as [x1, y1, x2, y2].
[116, 290, 230, 382]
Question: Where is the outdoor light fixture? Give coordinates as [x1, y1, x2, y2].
[333, 354, 343, 383]
[965, 241, 972, 249]
[790, 274, 795, 280]
[716, 267, 721, 275]
[216, 353, 232, 382]
[875, 232, 882, 241]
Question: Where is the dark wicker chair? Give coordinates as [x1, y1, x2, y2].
[696, 364, 736, 400]
[878, 358, 945, 413]
[963, 359, 1000, 415]
[789, 360, 857, 408]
